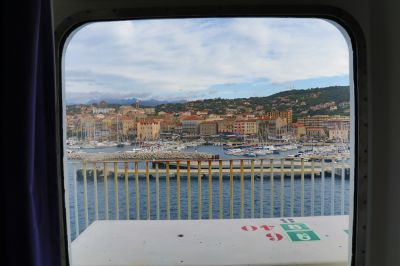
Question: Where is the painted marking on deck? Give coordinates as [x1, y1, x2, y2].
[281, 223, 321, 242]
[260, 225, 275, 231]
[281, 223, 310, 231]
[240, 224, 284, 241]
[286, 230, 321, 242]
[280, 218, 296, 224]
[241, 225, 258, 231]
[266, 233, 284, 241]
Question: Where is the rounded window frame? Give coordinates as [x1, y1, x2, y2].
[54, 5, 367, 266]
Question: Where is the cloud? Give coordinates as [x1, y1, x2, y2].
[65, 91, 153, 104]
[64, 18, 349, 101]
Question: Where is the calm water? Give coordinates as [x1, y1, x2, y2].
[65, 145, 351, 240]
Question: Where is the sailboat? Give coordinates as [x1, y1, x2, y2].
[115, 114, 125, 147]
[254, 122, 274, 156]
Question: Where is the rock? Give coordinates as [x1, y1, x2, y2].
[66, 151, 214, 162]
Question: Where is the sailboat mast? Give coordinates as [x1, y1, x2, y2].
[116, 114, 119, 142]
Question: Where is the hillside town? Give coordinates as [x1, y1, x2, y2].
[66, 99, 350, 146]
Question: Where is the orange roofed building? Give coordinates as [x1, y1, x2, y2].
[233, 119, 258, 135]
[292, 123, 306, 140]
[137, 119, 161, 140]
[199, 121, 218, 136]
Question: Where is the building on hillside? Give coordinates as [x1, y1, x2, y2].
[127, 112, 147, 122]
[217, 119, 235, 134]
[328, 129, 349, 141]
[297, 115, 350, 128]
[225, 108, 237, 115]
[310, 101, 336, 111]
[196, 110, 209, 116]
[257, 117, 288, 140]
[306, 127, 326, 138]
[233, 120, 258, 135]
[181, 115, 203, 135]
[160, 120, 181, 134]
[206, 114, 223, 120]
[264, 109, 293, 124]
[321, 119, 350, 131]
[119, 105, 135, 115]
[236, 113, 256, 120]
[92, 107, 115, 114]
[292, 123, 306, 140]
[179, 111, 192, 117]
[144, 107, 156, 115]
[120, 116, 137, 139]
[136, 119, 161, 140]
[199, 121, 218, 136]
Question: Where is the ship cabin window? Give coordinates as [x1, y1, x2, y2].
[62, 17, 357, 266]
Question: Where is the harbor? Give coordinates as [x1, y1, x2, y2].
[66, 139, 350, 161]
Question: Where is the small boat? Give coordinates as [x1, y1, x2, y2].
[224, 148, 243, 155]
[255, 149, 273, 156]
[186, 142, 198, 147]
[262, 145, 277, 151]
[175, 144, 186, 151]
[244, 151, 257, 157]
[131, 147, 143, 152]
[95, 142, 106, 147]
[81, 144, 96, 149]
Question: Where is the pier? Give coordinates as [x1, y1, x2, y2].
[66, 151, 216, 161]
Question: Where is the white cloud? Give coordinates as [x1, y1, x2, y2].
[65, 18, 349, 101]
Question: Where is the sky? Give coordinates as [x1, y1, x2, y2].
[65, 18, 350, 104]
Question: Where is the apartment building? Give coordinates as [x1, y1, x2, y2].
[136, 119, 161, 140]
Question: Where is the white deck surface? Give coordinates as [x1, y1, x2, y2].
[71, 216, 350, 266]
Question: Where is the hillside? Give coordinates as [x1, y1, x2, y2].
[156, 86, 350, 119]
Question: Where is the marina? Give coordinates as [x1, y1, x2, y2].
[66, 139, 350, 161]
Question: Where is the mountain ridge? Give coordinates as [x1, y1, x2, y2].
[155, 86, 350, 117]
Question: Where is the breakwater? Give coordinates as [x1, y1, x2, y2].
[66, 151, 217, 161]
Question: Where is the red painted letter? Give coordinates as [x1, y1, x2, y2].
[260, 225, 275, 231]
[266, 233, 283, 241]
[241, 225, 258, 231]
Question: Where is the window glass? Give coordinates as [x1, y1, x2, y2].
[64, 18, 353, 266]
